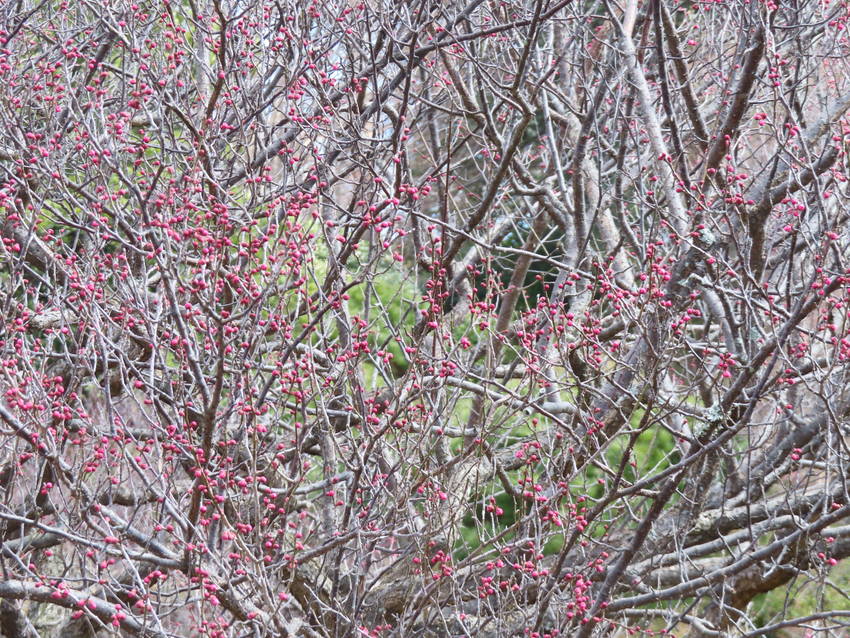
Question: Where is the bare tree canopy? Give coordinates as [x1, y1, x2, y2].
[1, 0, 850, 636]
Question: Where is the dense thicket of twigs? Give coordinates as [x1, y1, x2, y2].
[2, 0, 850, 636]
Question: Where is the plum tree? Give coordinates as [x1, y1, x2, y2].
[1, 0, 850, 636]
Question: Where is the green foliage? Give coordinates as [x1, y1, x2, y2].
[346, 263, 418, 378]
[753, 561, 850, 635]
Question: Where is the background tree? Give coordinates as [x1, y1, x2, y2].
[2, 0, 850, 636]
